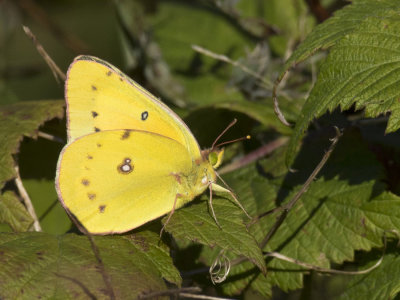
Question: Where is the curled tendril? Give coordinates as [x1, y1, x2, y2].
[209, 250, 231, 284]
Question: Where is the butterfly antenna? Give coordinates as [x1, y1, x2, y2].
[211, 119, 238, 150]
[214, 135, 251, 149]
[215, 171, 252, 219]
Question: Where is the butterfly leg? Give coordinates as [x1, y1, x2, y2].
[160, 193, 182, 237]
[208, 183, 222, 229]
[214, 172, 251, 219]
[211, 182, 252, 219]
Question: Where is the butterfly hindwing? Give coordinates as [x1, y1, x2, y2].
[56, 129, 196, 234]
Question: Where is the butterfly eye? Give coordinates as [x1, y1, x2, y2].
[201, 176, 208, 185]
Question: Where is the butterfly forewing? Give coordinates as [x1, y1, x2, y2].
[66, 55, 201, 159]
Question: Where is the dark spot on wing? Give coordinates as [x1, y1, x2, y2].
[88, 193, 96, 200]
[99, 205, 106, 213]
[92, 111, 98, 118]
[141, 111, 148, 121]
[81, 179, 90, 186]
[121, 130, 130, 140]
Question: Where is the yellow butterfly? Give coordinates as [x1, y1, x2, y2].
[56, 55, 248, 234]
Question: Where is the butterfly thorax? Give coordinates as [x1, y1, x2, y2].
[174, 152, 218, 209]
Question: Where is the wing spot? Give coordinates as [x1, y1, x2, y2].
[94, 127, 100, 132]
[97, 143, 102, 148]
[92, 111, 99, 118]
[87, 155, 93, 160]
[91, 85, 97, 91]
[81, 179, 90, 186]
[88, 193, 96, 200]
[99, 205, 106, 213]
[119, 77, 123, 81]
[141, 111, 148, 121]
[121, 130, 130, 140]
[106, 71, 112, 76]
[118, 158, 134, 174]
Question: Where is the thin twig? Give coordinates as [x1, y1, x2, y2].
[67, 212, 116, 300]
[22, 25, 66, 83]
[17, 0, 88, 53]
[138, 287, 202, 299]
[187, 221, 385, 285]
[54, 273, 96, 300]
[193, 44, 294, 126]
[219, 136, 289, 174]
[246, 205, 283, 229]
[207, 0, 279, 39]
[37, 131, 64, 144]
[192, 44, 274, 89]
[14, 165, 42, 232]
[260, 127, 343, 248]
[266, 231, 389, 275]
[265, 251, 383, 275]
[183, 128, 343, 280]
[272, 77, 291, 126]
[179, 293, 236, 300]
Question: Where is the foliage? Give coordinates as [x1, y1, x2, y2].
[1, 0, 400, 298]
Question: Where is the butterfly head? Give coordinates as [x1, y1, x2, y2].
[197, 147, 227, 191]
[198, 119, 250, 187]
[202, 148, 225, 169]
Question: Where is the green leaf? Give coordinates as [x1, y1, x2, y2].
[0, 101, 64, 189]
[0, 231, 181, 299]
[216, 258, 272, 297]
[282, 0, 400, 72]
[149, 2, 251, 71]
[286, 10, 400, 166]
[146, 1, 256, 107]
[127, 230, 182, 286]
[22, 179, 71, 235]
[213, 100, 294, 135]
[212, 129, 398, 296]
[246, 0, 314, 55]
[338, 240, 400, 300]
[164, 197, 266, 274]
[0, 191, 33, 232]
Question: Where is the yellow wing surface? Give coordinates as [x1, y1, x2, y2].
[65, 55, 201, 159]
[56, 130, 205, 234]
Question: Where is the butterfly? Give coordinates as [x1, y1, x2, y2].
[55, 55, 249, 234]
